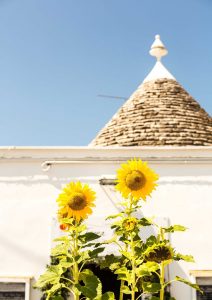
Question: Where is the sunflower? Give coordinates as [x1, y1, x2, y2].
[144, 242, 174, 263]
[57, 182, 96, 221]
[122, 217, 138, 232]
[116, 159, 158, 200]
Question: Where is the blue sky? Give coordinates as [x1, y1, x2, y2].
[0, 0, 211, 146]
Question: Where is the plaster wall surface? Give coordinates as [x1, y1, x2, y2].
[0, 146, 211, 300]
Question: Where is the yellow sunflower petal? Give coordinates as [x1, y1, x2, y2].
[116, 159, 158, 201]
[56, 181, 96, 221]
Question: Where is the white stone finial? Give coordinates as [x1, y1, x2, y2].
[143, 35, 175, 83]
[149, 34, 168, 61]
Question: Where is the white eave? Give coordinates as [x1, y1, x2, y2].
[0, 146, 211, 167]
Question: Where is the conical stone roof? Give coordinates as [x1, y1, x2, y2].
[90, 36, 212, 147]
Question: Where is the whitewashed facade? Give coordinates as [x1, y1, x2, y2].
[0, 146, 212, 299]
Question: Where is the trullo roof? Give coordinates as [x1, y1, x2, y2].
[90, 35, 212, 147]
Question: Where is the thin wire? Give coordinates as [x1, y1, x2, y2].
[97, 94, 127, 100]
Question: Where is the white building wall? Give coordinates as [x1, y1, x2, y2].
[0, 146, 211, 300]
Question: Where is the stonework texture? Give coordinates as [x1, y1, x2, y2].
[90, 79, 212, 146]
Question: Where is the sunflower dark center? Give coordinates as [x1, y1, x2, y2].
[68, 193, 87, 211]
[146, 245, 172, 263]
[125, 170, 146, 191]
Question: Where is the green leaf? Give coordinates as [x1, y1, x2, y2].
[47, 283, 64, 295]
[142, 282, 161, 293]
[52, 296, 64, 300]
[146, 235, 157, 247]
[80, 232, 102, 243]
[51, 243, 69, 257]
[101, 292, 115, 299]
[76, 269, 102, 299]
[115, 268, 128, 281]
[114, 267, 128, 274]
[59, 260, 74, 268]
[100, 254, 120, 269]
[106, 213, 123, 220]
[151, 297, 160, 300]
[175, 276, 203, 293]
[174, 253, 195, 262]
[121, 285, 131, 295]
[120, 250, 132, 260]
[53, 236, 69, 243]
[164, 225, 187, 233]
[34, 265, 63, 289]
[89, 247, 105, 258]
[139, 217, 153, 226]
[136, 262, 159, 277]
[115, 267, 131, 282]
[110, 262, 121, 271]
[76, 250, 90, 264]
[51, 296, 64, 300]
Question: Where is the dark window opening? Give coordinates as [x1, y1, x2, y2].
[197, 285, 212, 300]
[0, 282, 25, 300]
[80, 262, 123, 299]
[0, 291, 25, 300]
[81, 263, 167, 300]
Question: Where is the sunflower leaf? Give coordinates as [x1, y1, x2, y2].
[89, 247, 105, 258]
[174, 276, 203, 293]
[139, 217, 153, 226]
[146, 235, 157, 247]
[164, 225, 187, 233]
[51, 296, 64, 300]
[76, 269, 102, 299]
[46, 283, 65, 297]
[121, 285, 131, 294]
[99, 254, 120, 269]
[142, 282, 161, 293]
[51, 243, 69, 257]
[34, 265, 63, 289]
[101, 291, 115, 299]
[114, 267, 131, 282]
[120, 250, 132, 260]
[106, 213, 123, 220]
[51, 296, 65, 300]
[53, 236, 69, 243]
[174, 253, 195, 262]
[80, 232, 102, 243]
[136, 262, 159, 277]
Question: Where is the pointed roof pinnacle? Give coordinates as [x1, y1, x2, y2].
[143, 34, 175, 83]
[149, 34, 168, 61]
[90, 35, 212, 147]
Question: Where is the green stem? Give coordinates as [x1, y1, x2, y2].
[72, 224, 80, 300]
[61, 277, 75, 284]
[119, 280, 124, 300]
[131, 232, 136, 300]
[160, 227, 165, 241]
[73, 262, 79, 300]
[160, 262, 165, 300]
[129, 196, 136, 300]
[159, 227, 165, 300]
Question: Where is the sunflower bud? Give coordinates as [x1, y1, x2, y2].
[59, 223, 70, 231]
[122, 217, 138, 232]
